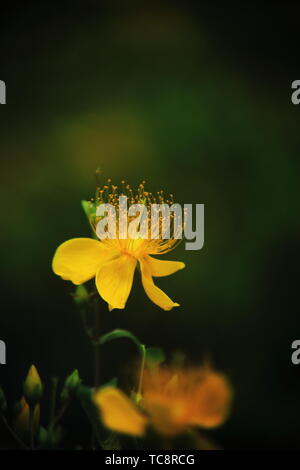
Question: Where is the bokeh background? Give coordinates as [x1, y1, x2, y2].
[1, 1, 300, 449]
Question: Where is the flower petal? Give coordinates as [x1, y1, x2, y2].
[191, 372, 233, 429]
[52, 238, 118, 285]
[146, 256, 185, 277]
[140, 258, 179, 311]
[96, 255, 136, 309]
[93, 386, 147, 436]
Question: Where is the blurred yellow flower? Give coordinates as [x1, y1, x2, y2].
[94, 386, 147, 436]
[93, 366, 232, 437]
[52, 180, 185, 311]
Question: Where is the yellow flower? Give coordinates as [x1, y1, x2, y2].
[93, 365, 232, 437]
[52, 180, 185, 311]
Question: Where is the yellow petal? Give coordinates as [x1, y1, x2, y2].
[146, 256, 185, 277]
[191, 372, 233, 429]
[140, 258, 179, 311]
[93, 386, 147, 436]
[96, 255, 136, 309]
[52, 238, 118, 285]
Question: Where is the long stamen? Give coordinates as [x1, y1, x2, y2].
[87, 177, 184, 256]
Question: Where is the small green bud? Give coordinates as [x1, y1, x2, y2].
[0, 386, 7, 414]
[39, 425, 63, 449]
[73, 284, 89, 305]
[38, 426, 48, 445]
[65, 369, 81, 390]
[131, 391, 142, 404]
[61, 369, 81, 402]
[23, 365, 43, 407]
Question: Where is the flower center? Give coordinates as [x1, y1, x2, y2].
[86, 175, 183, 255]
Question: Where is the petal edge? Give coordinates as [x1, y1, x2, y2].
[96, 255, 136, 309]
[146, 256, 185, 277]
[52, 238, 116, 285]
[140, 258, 180, 311]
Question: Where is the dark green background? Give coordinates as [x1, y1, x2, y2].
[1, 1, 300, 449]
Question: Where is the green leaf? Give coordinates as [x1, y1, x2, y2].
[99, 329, 144, 354]
[81, 200, 98, 239]
[39, 425, 63, 449]
[81, 200, 93, 219]
[145, 347, 166, 366]
[77, 385, 102, 446]
[102, 377, 118, 388]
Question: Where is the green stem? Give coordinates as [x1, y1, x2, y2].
[93, 298, 101, 388]
[49, 377, 58, 429]
[29, 407, 35, 450]
[91, 299, 101, 449]
[80, 306, 92, 338]
[1, 416, 29, 450]
[137, 344, 146, 399]
[52, 403, 68, 429]
[94, 343, 100, 389]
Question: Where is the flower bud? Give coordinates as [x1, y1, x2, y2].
[39, 425, 63, 449]
[23, 365, 43, 407]
[14, 397, 40, 438]
[73, 284, 89, 306]
[61, 369, 81, 402]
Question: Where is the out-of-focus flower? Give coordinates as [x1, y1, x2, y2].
[52, 180, 185, 311]
[14, 398, 40, 438]
[23, 365, 43, 407]
[94, 386, 147, 437]
[93, 365, 232, 437]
